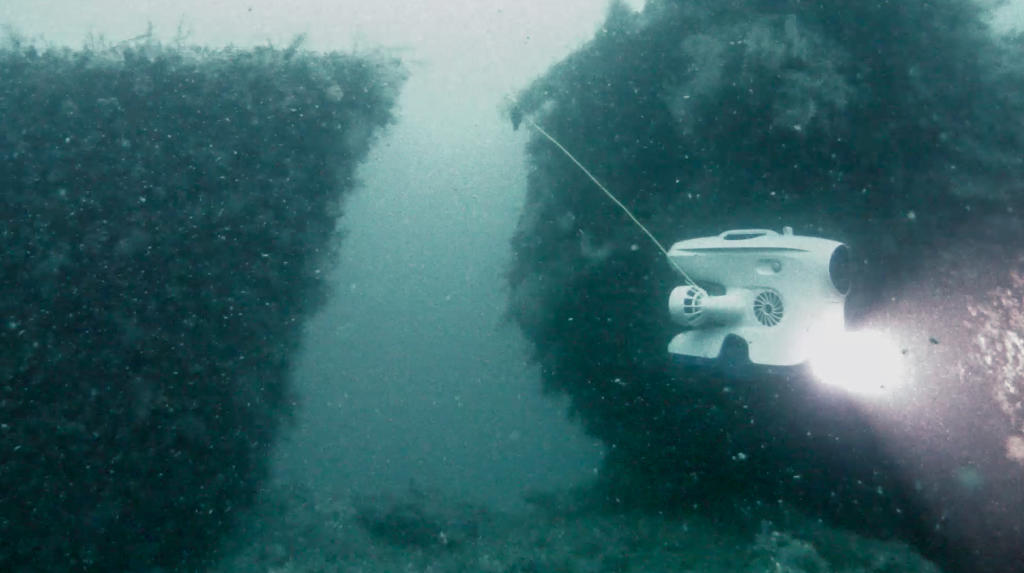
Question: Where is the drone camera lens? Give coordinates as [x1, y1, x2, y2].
[829, 245, 852, 295]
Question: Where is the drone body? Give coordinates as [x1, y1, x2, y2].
[667, 227, 850, 366]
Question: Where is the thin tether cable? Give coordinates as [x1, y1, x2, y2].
[522, 115, 698, 287]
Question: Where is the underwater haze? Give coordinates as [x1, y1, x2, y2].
[4, 1, 1024, 572]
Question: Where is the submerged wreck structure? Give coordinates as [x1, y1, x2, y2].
[509, 1, 1024, 571]
[0, 38, 403, 570]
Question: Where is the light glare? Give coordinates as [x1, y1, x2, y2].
[809, 329, 908, 396]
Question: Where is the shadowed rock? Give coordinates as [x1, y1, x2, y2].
[508, 2, 1024, 571]
[0, 37, 404, 571]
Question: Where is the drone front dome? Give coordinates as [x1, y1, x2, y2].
[667, 227, 850, 366]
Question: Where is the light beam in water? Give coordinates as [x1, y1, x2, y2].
[808, 329, 909, 397]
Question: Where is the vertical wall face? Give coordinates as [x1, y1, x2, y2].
[508, 1, 1024, 570]
[0, 42, 403, 571]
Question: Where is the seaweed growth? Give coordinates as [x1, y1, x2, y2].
[0, 37, 404, 571]
[509, 1, 1024, 571]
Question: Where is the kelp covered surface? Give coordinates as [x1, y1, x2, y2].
[0, 38, 403, 571]
[509, 1, 1024, 571]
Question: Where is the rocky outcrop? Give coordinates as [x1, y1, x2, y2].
[0, 38, 404, 571]
[508, 2, 1024, 571]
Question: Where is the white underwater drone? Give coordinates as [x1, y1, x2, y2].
[517, 113, 853, 368]
[666, 227, 851, 366]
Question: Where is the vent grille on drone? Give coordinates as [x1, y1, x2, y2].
[753, 290, 784, 327]
[678, 285, 706, 325]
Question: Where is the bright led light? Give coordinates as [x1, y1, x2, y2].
[808, 329, 908, 396]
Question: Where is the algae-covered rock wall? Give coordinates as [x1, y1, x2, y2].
[0, 39, 403, 571]
[509, 1, 1024, 571]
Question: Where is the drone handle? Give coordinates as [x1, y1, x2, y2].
[719, 229, 778, 240]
